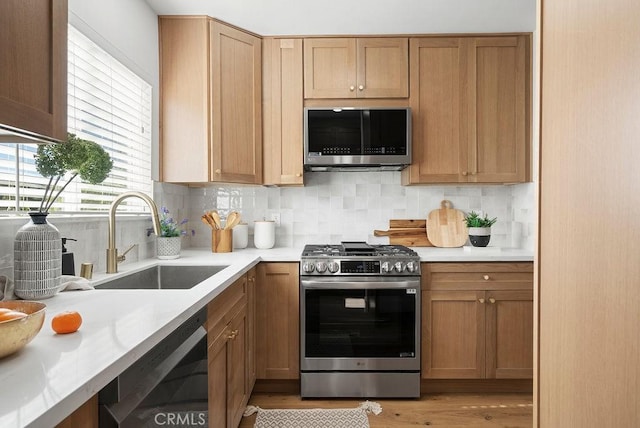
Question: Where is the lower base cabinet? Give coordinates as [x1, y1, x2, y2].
[256, 263, 299, 380]
[422, 262, 533, 380]
[207, 274, 251, 428]
[55, 395, 98, 428]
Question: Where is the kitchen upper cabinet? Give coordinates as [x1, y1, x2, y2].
[262, 38, 304, 185]
[0, 0, 67, 144]
[207, 274, 251, 428]
[402, 35, 530, 185]
[256, 263, 300, 380]
[422, 262, 533, 380]
[303, 38, 408, 99]
[159, 17, 262, 185]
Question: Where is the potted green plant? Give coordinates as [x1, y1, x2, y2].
[464, 211, 497, 247]
[157, 206, 195, 259]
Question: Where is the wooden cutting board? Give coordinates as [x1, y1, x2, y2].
[426, 200, 467, 247]
[374, 219, 433, 247]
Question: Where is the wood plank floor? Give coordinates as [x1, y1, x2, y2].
[239, 392, 533, 427]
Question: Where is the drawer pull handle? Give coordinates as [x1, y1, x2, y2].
[478, 298, 485, 304]
[483, 275, 490, 280]
[489, 298, 496, 304]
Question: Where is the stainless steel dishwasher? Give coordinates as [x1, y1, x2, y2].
[99, 308, 208, 428]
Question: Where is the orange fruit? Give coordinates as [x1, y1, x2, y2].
[0, 310, 28, 322]
[51, 311, 82, 334]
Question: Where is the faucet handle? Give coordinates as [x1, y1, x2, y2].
[117, 244, 138, 263]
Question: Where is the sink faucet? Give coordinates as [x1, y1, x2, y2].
[107, 191, 162, 274]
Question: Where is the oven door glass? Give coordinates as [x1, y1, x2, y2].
[304, 288, 417, 358]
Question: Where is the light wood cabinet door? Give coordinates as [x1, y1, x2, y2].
[207, 274, 251, 428]
[159, 17, 262, 185]
[485, 290, 533, 379]
[423, 290, 486, 379]
[211, 21, 262, 184]
[256, 263, 300, 379]
[467, 36, 529, 183]
[303, 38, 408, 99]
[403, 35, 530, 185]
[402, 38, 466, 184]
[226, 307, 248, 428]
[262, 38, 304, 185]
[0, 0, 67, 143]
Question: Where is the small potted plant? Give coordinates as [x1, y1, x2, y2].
[464, 211, 497, 247]
[157, 206, 195, 259]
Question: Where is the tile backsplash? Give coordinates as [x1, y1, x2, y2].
[0, 175, 534, 280]
[179, 172, 536, 251]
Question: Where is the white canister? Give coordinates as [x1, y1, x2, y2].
[233, 223, 249, 249]
[253, 220, 275, 249]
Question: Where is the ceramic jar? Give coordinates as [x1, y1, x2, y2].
[253, 221, 275, 249]
[157, 236, 181, 259]
[233, 223, 249, 249]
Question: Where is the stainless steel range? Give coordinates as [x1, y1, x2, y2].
[300, 241, 421, 398]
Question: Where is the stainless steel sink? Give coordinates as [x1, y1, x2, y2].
[95, 265, 229, 290]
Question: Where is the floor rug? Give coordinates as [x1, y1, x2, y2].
[244, 401, 382, 428]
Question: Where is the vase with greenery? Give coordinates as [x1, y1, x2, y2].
[14, 133, 113, 299]
[464, 211, 497, 247]
[157, 206, 195, 259]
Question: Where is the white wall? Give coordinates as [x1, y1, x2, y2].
[69, 0, 161, 179]
[145, 0, 536, 36]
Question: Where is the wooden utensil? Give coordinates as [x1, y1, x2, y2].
[225, 211, 241, 229]
[207, 210, 222, 230]
[426, 200, 467, 247]
[201, 215, 215, 229]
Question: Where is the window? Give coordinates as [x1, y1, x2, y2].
[0, 25, 152, 213]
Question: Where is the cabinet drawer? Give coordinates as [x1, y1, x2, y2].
[207, 275, 247, 343]
[422, 262, 533, 291]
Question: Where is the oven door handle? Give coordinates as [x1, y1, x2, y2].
[301, 278, 419, 290]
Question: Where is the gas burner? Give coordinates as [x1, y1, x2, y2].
[300, 242, 420, 277]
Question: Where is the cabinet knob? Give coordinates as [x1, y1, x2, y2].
[358, 85, 364, 91]
[215, 169, 221, 174]
[483, 275, 490, 280]
[349, 85, 355, 91]
[295, 173, 302, 177]
[462, 171, 468, 176]
[478, 298, 485, 304]
[489, 298, 496, 304]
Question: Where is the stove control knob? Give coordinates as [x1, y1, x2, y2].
[316, 262, 328, 273]
[327, 261, 339, 273]
[394, 262, 404, 273]
[405, 261, 417, 273]
[302, 262, 315, 273]
[381, 261, 391, 273]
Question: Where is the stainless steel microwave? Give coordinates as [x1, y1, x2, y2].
[303, 107, 411, 171]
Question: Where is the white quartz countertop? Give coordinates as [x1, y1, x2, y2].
[0, 246, 532, 427]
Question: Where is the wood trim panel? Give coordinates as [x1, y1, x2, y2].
[159, 16, 210, 182]
[421, 379, 532, 394]
[55, 394, 98, 428]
